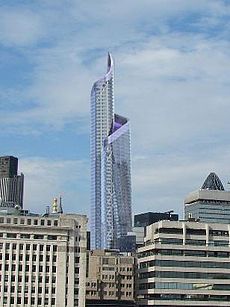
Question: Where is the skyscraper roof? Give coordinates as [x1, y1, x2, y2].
[201, 172, 225, 191]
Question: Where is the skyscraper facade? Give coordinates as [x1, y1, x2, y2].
[90, 54, 132, 249]
[0, 156, 24, 209]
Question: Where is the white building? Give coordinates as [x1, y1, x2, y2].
[137, 220, 230, 306]
[0, 212, 87, 307]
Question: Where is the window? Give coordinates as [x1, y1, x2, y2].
[7, 233, 17, 238]
[34, 235, 44, 240]
[48, 235, 57, 240]
[21, 234, 30, 239]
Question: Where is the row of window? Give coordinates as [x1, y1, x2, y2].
[1, 297, 55, 305]
[102, 266, 132, 272]
[139, 282, 230, 291]
[0, 217, 58, 227]
[155, 227, 229, 237]
[0, 285, 56, 294]
[0, 264, 57, 273]
[153, 238, 229, 246]
[86, 290, 132, 297]
[0, 243, 57, 252]
[139, 259, 230, 269]
[139, 270, 230, 280]
[0, 253, 56, 262]
[141, 293, 230, 302]
[0, 233, 58, 240]
[138, 248, 230, 258]
[0, 275, 56, 283]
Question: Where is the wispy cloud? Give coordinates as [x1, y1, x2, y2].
[0, 0, 230, 216]
[20, 157, 89, 214]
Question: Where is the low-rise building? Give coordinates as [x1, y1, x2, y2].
[0, 210, 87, 307]
[137, 220, 230, 306]
[86, 249, 136, 307]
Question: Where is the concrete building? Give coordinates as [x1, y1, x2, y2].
[90, 54, 132, 249]
[0, 156, 24, 209]
[133, 211, 179, 248]
[86, 249, 136, 307]
[0, 209, 87, 307]
[137, 220, 230, 306]
[184, 172, 230, 224]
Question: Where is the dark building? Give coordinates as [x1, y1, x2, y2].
[0, 156, 18, 178]
[134, 211, 178, 227]
[0, 156, 24, 209]
[117, 234, 136, 253]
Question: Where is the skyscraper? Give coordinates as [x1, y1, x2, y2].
[90, 54, 132, 249]
[0, 156, 24, 208]
[184, 172, 230, 223]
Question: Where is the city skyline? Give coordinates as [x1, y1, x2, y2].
[0, 1, 230, 216]
[90, 54, 132, 249]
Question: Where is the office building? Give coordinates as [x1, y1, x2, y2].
[90, 54, 132, 249]
[0, 156, 24, 209]
[0, 210, 87, 307]
[86, 249, 135, 307]
[184, 172, 230, 223]
[134, 211, 178, 227]
[133, 211, 178, 247]
[137, 220, 230, 306]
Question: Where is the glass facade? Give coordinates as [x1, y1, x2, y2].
[90, 54, 132, 249]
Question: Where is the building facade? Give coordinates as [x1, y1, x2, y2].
[184, 172, 230, 224]
[0, 156, 24, 209]
[0, 211, 87, 307]
[90, 54, 132, 249]
[137, 220, 230, 306]
[86, 249, 135, 307]
[133, 211, 179, 248]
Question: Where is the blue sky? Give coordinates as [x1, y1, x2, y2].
[0, 0, 230, 217]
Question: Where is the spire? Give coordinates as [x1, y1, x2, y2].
[107, 52, 113, 73]
[201, 172, 225, 191]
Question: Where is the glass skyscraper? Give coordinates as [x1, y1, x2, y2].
[90, 54, 132, 249]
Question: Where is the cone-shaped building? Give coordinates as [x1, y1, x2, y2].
[184, 172, 230, 223]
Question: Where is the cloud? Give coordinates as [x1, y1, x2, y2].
[20, 157, 89, 214]
[1, 0, 230, 217]
[132, 146, 230, 216]
[0, 8, 44, 47]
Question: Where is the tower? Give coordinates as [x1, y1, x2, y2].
[184, 172, 230, 223]
[90, 54, 132, 249]
[0, 156, 24, 208]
